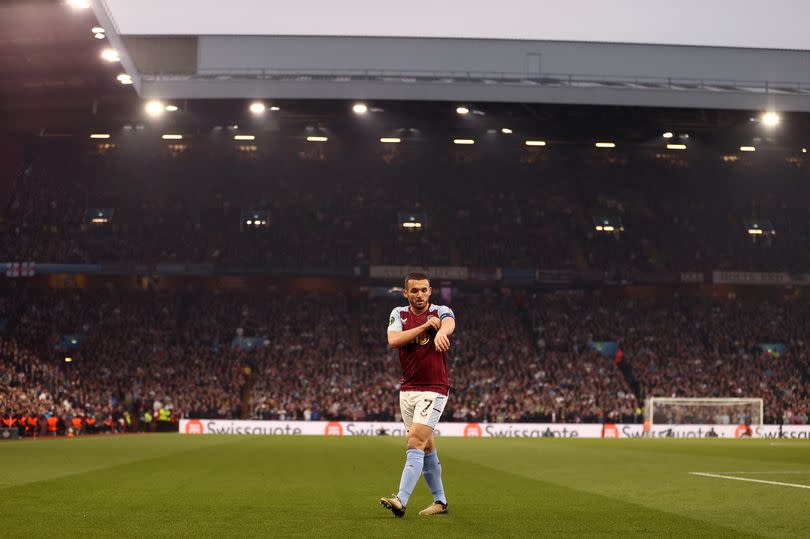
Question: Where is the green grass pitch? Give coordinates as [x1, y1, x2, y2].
[1, 435, 808, 537]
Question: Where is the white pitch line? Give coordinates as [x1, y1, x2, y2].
[689, 472, 810, 489]
[713, 471, 810, 475]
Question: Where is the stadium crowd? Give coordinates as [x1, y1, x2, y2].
[3, 142, 810, 272]
[2, 140, 809, 433]
[1, 288, 807, 434]
[528, 294, 809, 424]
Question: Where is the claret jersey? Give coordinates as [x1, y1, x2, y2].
[387, 304, 455, 395]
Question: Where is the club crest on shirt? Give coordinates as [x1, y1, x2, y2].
[417, 332, 430, 345]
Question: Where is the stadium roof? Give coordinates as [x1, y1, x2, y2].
[3, 0, 810, 140]
[101, 0, 810, 50]
[90, 0, 810, 111]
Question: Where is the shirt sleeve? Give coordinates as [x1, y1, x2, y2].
[387, 308, 403, 333]
[436, 305, 455, 320]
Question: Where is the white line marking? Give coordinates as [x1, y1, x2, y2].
[713, 471, 810, 475]
[689, 472, 810, 489]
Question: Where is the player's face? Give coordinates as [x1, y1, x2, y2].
[404, 279, 431, 311]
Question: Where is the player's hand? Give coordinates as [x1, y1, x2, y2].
[434, 332, 450, 352]
[424, 317, 442, 331]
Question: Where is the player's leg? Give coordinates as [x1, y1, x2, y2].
[419, 395, 449, 515]
[396, 392, 448, 514]
[380, 391, 421, 517]
[424, 433, 435, 453]
[392, 422, 432, 507]
[420, 432, 448, 514]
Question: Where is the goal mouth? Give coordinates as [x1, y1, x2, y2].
[645, 397, 764, 431]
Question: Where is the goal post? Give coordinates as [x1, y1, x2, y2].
[645, 397, 764, 428]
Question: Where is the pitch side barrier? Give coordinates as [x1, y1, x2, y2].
[179, 420, 810, 439]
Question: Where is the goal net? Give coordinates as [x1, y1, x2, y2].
[645, 397, 764, 428]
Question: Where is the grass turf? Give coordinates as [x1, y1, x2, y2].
[0, 434, 808, 537]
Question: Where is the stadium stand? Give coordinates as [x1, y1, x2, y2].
[2, 138, 810, 433]
[3, 141, 810, 272]
[1, 287, 807, 432]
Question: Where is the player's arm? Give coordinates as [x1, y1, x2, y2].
[387, 320, 440, 349]
[434, 306, 455, 352]
[387, 309, 441, 349]
[437, 316, 455, 336]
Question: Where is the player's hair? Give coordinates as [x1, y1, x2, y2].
[404, 272, 430, 289]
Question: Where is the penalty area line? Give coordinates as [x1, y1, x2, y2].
[689, 472, 810, 490]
